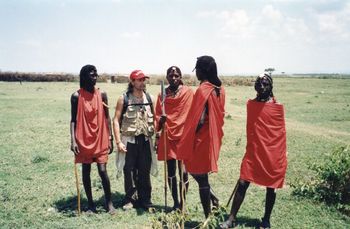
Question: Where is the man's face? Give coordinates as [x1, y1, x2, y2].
[86, 69, 98, 87]
[255, 76, 272, 98]
[196, 68, 205, 81]
[167, 73, 181, 88]
[132, 78, 146, 91]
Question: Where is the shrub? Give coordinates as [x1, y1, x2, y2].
[291, 145, 350, 215]
[149, 206, 227, 229]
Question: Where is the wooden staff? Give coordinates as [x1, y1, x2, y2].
[180, 160, 185, 229]
[226, 179, 239, 207]
[163, 127, 168, 209]
[161, 80, 168, 209]
[74, 162, 81, 215]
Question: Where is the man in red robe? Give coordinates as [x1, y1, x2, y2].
[155, 66, 194, 210]
[177, 56, 225, 218]
[220, 73, 287, 229]
[70, 65, 115, 214]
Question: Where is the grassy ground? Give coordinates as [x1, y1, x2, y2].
[0, 78, 349, 228]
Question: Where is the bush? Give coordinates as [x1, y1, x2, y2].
[291, 145, 350, 215]
[0, 71, 77, 82]
[149, 206, 227, 229]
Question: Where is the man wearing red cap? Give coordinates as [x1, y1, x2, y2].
[113, 70, 157, 211]
[155, 66, 194, 210]
[70, 64, 115, 214]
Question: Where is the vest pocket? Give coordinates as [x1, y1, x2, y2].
[124, 107, 137, 122]
[147, 112, 154, 123]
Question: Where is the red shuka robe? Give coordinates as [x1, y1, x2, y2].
[75, 88, 109, 164]
[240, 99, 287, 188]
[156, 85, 194, 161]
[177, 82, 225, 174]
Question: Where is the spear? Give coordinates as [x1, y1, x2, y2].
[226, 179, 239, 207]
[161, 80, 168, 209]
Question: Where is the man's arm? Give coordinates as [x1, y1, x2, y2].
[196, 102, 208, 133]
[113, 95, 127, 153]
[101, 91, 114, 154]
[70, 92, 79, 155]
[151, 95, 158, 130]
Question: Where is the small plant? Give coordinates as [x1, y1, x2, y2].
[150, 210, 188, 229]
[291, 145, 350, 215]
[150, 206, 227, 229]
[31, 155, 49, 164]
[200, 206, 227, 229]
[235, 137, 241, 146]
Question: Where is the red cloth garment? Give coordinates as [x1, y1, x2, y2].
[177, 82, 225, 174]
[155, 85, 194, 160]
[75, 88, 109, 164]
[240, 99, 287, 189]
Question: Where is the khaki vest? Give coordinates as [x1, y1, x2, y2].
[120, 93, 154, 137]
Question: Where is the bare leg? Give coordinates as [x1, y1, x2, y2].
[82, 163, 96, 212]
[167, 159, 180, 209]
[178, 161, 189, 211]
[192, 174, 211, 218]
[260, 188, 276, 228]
[220, 179, 250, 228]
[97, 163, 115, 214]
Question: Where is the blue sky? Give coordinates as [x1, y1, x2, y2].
[1, 0, 350, 75]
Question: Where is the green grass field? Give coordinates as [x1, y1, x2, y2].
[0, 78, 349, 228]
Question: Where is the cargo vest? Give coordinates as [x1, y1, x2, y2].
[120, 93, 154, 137]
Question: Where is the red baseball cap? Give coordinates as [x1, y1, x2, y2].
[130, 70, 149, 80]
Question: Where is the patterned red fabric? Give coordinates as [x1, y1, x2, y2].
[75, 88, 109, 164]
[177, 82, 225, 174]
[155, 86, 194, 160]
[240, 99, 287, 188]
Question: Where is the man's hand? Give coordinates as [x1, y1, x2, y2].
[159, 115, 167, 125]
[117, 142, 127, 153]
[71, 141, 80, 155]
[109, 139, 114, 154]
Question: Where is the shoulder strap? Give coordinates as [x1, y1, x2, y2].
[120, 92, 129, 125]
[145, 92, 154, 114]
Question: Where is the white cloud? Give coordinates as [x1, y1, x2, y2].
[315, 3, 350, 40]
[195, 10, 217, 18]
[17, 40, 42, 47]
[198, 5, 314, 44]
[262, 5, 283, 23]
[120, 32, 141, 39]
[218, 10, 252, 38]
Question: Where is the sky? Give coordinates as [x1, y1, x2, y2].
[1, 0, 350, 75]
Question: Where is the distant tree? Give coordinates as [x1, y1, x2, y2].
[264, 68, 275, 75]
[281, 72, 285, 74]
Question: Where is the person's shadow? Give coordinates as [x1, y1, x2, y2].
[234, 216, 260, 228]
[218, 213, 260, 228]
[53, 192, 124, 216]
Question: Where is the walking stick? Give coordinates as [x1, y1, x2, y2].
[163, 127, 168, 209]
[226, 179, 239, 208]
[74, 162, 81, 215]
[180, 160, 185, 229]
[161, 80, 168, 209]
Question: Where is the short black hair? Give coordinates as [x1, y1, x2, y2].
[79, 64, 97, 88]
[166, 66, 182, 77]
